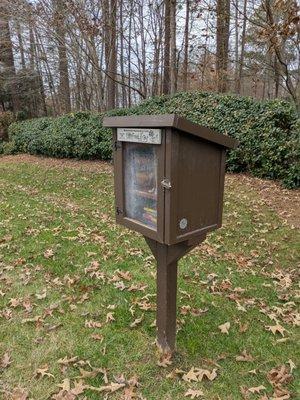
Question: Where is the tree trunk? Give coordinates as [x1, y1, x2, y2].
[105, 0, 117, 110]
[182, 0, 190, 91]
[53, 0, 71, 114]
[0, 3, 20, 113]
[163, 0, 171, 95]
[236, 0, 247, 94]
[170, 0, 176, 94]
[16, 21, 26, 69]
[216, 0, 230, 93]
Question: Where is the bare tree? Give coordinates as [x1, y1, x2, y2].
[53, 0, 71, 113]
[216, 0, 230, 92]
[163, 0, 171, 94]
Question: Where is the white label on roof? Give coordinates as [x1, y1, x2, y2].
[117, 128, 161, 144]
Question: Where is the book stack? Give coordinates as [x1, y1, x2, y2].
[142, 206, 157, 228]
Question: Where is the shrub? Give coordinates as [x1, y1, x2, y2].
[9, 112, 112, 160]
[0, 111, 15, 140]
[8, 92, 300, 188]
[111, 92, 299, 188]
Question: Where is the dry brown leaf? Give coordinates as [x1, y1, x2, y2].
[239, 322, 249, 333]
[117, 270, 132, 281]
[57, 378, 71, 391]
[35, 365, 54, 379]
[9, 298, 20, 308]
[87, 382, 126, 393]
[77, 367, 106, 379]
[182, 367, 217, 382]
[184, 389, 204, 398]
[11, 388, 28, 400]
[267, 365, 292, 386]
[44, 248, 54, 258]
[36, 290, 47, 300]
[21, 316, 41, 324]
[248, 385, 266, 394]
[266, 324, 286, 336]
[123, 386, 137, 399]
[105, 312, 115, 323]
[85, 320, 102, 328]
[1, 352, 11, 369]
[182, 367, 199, 382]
[90, 333, 103, 341]
[130, 315, 144, 328]
[166, 368, 186, 379]
[198, 368, 217, 382]
[57, 356, 78, 366]
[287, 359, 296, 373]
[157, 352, 172, 368]
[235, 350, 254, 362]
[71, 380, 86, 395]
[218, 322, 230, 334]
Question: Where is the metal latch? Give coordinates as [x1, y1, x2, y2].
[161, 179, 172, 190]
[116, 207, 123, 215]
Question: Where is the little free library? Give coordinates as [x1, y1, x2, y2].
[103, 114, 238, 353]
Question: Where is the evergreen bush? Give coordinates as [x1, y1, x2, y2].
[8, 92, 300, 188]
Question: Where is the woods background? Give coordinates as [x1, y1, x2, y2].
[0, 0, 299, 119]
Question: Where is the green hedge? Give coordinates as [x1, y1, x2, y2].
[7, 92, 300, 188]
[8, 112, 112, 160]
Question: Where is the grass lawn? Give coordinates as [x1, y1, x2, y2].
[0, 158, 299, 400]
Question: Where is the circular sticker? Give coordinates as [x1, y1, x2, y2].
[179, 218, 188, 230]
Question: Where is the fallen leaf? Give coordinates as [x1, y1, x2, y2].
[57, 356, 78, 366]
[85, 320, 102, 328]
[77, 367, 106, 379]
[71, 380, 86, 395]
[57, 378, 71, 391]
[218, 322, 230, 334]
[239, 322, 249, 333]
[130, 315, 144, 328]
[44, 248, 54, 258]
[36, 290, 47, 300]
[105, 312, 115, 323]
[157, 352, 172, 368]
[235, 350, 254, 362]
[35, 365, 54, 379]
[90, 333, 103, 341]
[267, 365, 292, 386]
[266, 324, 286, 336]
[248, 385, 266, 394]
[182, 367, 217, 382]
[87, 382, 125, 393]
[287, 359, 296, 373]
[184, 389, 204, 398]
[11, 388, 28, 400]
[1, 352, 11, 369]
[182, 367, 199, 382]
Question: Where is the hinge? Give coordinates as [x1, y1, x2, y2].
[114, 141, 122, 151]
[161, 179, 172, 190]
[116, 207, 123, 215]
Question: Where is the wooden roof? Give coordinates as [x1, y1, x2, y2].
[103, 114, 238, 149]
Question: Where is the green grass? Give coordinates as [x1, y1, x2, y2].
[0, 161, 299, 400]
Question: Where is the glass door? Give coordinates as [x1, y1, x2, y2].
[123, 143, 158, 230]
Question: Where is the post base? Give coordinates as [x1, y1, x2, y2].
[145, 235, 206, 353]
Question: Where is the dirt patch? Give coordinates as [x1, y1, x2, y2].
[1, 154, 299, 228]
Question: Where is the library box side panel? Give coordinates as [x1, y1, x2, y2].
[171, 132, 224, 243]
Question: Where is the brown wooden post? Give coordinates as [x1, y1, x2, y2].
[145, 235, 206, 353]
[156, 245, 178, 352]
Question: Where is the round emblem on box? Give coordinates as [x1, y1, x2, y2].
[179, 218, 188, 230]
